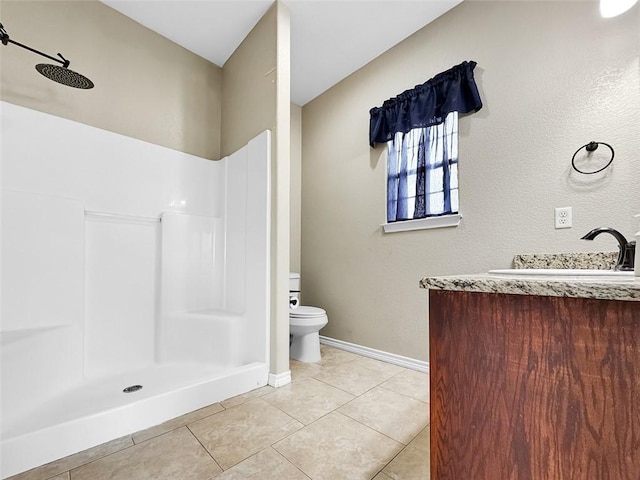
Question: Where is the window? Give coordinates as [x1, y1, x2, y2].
[369, 61, 482, 232]
[387, 111, 459, 222]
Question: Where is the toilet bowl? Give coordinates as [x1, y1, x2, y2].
[289, 273, 328, 363]
[290, 306, 328, 363]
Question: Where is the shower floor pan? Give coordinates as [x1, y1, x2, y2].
[1, 361, 269, 478]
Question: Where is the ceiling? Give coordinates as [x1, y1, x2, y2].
[101, 0, 462, 105]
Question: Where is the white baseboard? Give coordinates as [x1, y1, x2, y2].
[268, 370, 292, 388]
[320, 336, 429, 374]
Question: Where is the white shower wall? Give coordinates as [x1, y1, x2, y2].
[84, 215, 160, 377]
[0, 101, 270, 477]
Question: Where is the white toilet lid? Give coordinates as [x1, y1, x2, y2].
[290, 306, 326, 318]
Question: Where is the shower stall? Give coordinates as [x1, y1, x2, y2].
[0, 102, 271, 478]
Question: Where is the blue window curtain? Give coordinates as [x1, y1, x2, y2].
[369, 61, 482, 148]
[369, 61, 482, 223]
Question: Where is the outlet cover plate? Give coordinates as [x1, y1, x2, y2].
[555, 207, 572, 229]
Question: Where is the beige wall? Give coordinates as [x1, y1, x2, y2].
[290, 103, 302, 274]
[0, 0, 222, 160]
[221, 2, 291, 376]
[220, 4, 276, 157]
[301, 1, 640, 361]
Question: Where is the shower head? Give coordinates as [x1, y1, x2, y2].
[35, 63, 94, 89]
[0, 23, 94, 89]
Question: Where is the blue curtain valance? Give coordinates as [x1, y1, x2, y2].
[369, 61, 482, 147]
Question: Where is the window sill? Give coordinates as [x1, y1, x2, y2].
[382, 214, 461, 233]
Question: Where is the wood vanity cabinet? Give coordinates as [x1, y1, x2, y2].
[429, 290, 640, 480]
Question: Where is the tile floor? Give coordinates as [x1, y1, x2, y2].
[8, 345, 430, 480]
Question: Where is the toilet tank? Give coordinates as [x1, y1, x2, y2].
[289, 272, 300, 292]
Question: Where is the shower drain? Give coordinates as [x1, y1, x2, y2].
[123, 384, 143, 393]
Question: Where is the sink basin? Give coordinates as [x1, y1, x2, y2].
[488, 269, 634, 277]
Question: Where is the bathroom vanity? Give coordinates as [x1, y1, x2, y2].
[420, 272, 640, 480]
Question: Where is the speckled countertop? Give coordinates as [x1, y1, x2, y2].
[420, 252, 640, 302]
[512, 251, 618, 270]
[420, 273, 640, 302]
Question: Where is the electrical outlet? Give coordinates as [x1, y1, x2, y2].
[555, 207, 572, 229]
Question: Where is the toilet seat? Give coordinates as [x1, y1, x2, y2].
[290, 306, 326, 318]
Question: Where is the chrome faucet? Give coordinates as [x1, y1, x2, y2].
[581, 228, 636, 271]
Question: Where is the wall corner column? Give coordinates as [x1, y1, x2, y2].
[270, 0, 291, 381]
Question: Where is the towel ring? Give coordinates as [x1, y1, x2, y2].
[571, 141, 614, 174]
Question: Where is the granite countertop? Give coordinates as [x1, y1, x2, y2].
[512, 251, 618, 270]
[419, 273, 640, 302]
[420, 252, 640, 302]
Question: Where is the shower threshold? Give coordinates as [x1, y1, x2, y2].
[1, 361, 269, 478]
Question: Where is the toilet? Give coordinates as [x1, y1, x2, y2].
[289, 272, 328, 363]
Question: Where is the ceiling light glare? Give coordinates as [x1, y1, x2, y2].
[600, 0, 638, 18]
